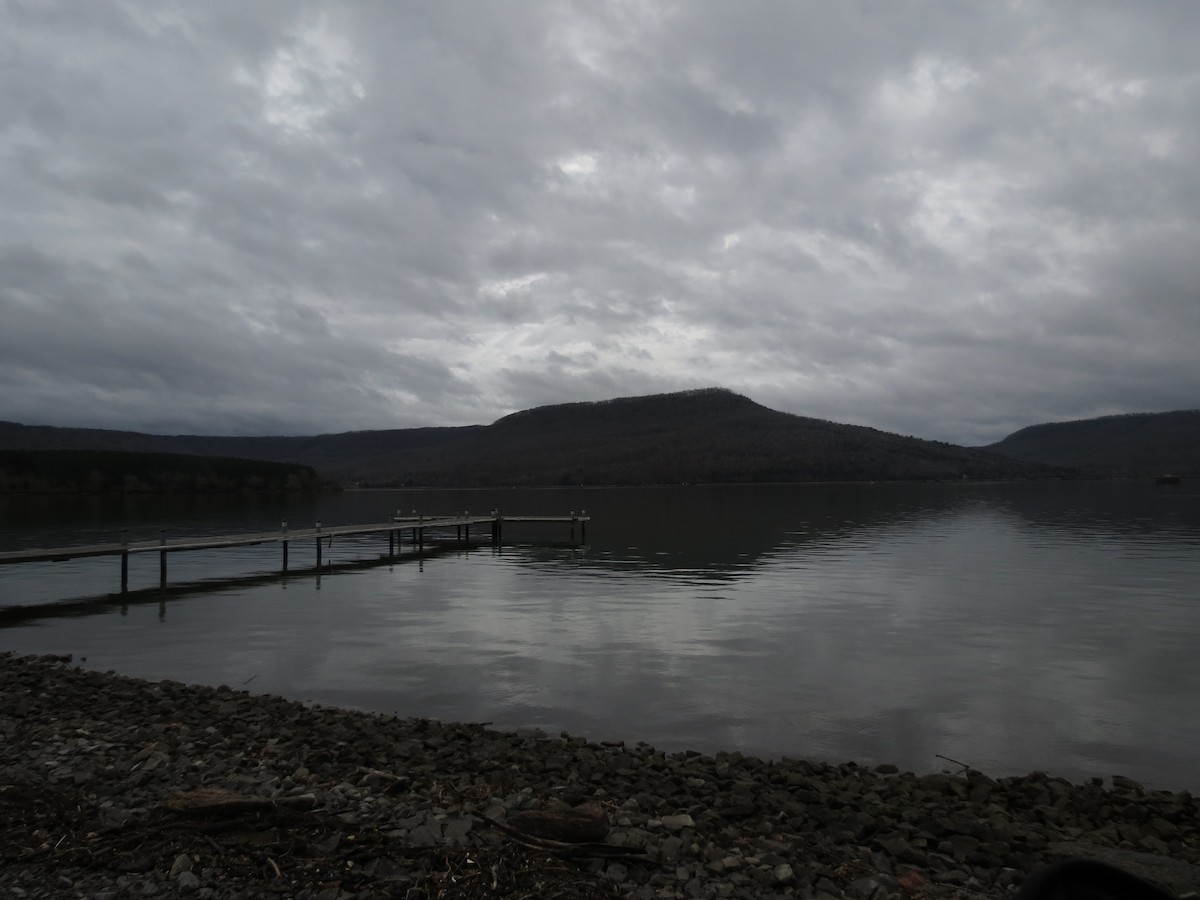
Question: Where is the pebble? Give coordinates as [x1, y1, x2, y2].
[3, 652, 1200, 900]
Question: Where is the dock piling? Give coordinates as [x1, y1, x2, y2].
[1, 511, 591, 586]
[120, 529, 129, 592]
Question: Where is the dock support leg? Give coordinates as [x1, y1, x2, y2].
[389, 529, 395, 558]
[282, 540, 289, 572]
[159, 530, 167, 587]
[315, 520, 323, 568]
[120, 529, 129, 592]
[465, 523, 470, 544]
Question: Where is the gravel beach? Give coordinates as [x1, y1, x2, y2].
[2, 651, 1199, 900]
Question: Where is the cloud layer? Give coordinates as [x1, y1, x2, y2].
[2, 1, 1198, 443]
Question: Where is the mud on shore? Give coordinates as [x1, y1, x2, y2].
[2, 652, 1199, 899]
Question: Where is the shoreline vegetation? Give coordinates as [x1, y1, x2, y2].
[0, 450, 327, 495]
[3, 653, 1199, 899]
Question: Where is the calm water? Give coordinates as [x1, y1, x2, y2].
[2, 482, 1198, 791]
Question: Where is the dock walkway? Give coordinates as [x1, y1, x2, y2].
[0, 511, 590, 591]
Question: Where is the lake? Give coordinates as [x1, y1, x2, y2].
[2, 481, 1198, 792]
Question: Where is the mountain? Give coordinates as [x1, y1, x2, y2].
[340, 388, 1064, 486]
[0, 388, 1064, 487]
[981, 409, 1200, 477]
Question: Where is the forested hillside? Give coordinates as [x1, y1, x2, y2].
[982, 409, 1200, 476]
[0, 450, 325, 494]
[1, 389, 1067, 488]
[0, 421, 480, 472]
[338, 389, 1063, 486]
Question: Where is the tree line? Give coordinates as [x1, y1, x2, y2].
[0, 450, 326, 494]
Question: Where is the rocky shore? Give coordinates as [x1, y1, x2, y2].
[2, 652, 1199, 900]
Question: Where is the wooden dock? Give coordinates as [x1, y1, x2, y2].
[0, 510, 590, 591]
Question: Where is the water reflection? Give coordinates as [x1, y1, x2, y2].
[1, 482, 1198, 791]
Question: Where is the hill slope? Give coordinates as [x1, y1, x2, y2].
[333, 388, 1063, 485]
[0, 421, 480, 472]
[982, 409, 1200, 476]
[0, 389, 1064, 486]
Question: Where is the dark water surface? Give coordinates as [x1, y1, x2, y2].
[2, 481, 1198, 790]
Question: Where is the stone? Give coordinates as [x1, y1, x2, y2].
[9, 652, 1192, 900]
[177, 871, 201, 892]
[604, 862, 629, 883]
[848, 875, 888, 898]
[169, 854, 193, 877]
[659, 836, 684, 862]
[1112, 775, 1144, 794]
[661, 813, 695, 830]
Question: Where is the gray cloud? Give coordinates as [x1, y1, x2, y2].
[1, 1, 1197, 443]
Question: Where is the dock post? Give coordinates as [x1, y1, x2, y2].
[281, 521, 289, 572]
[315, 520, 323, 567]
[464, 510, 470, 545]
[159, 530, 167, 587]
[120, 529, 129, 592]
[388, 527, 395, 558]
[570, 510, 576, 546]
[581, 509, 587, 544]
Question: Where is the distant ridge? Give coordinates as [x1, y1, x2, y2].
[982, 409, 1200, 476]
[0, 388, 1064, 487]
[0, 421, 480, 471]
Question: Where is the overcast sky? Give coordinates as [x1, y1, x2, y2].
[2, 2, 1198, 445]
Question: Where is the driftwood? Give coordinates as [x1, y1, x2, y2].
[506, 804, 610, 843]
[165, 788, 316, 816]
[166, 788, 274, 816]
[473, 810, 648, 861]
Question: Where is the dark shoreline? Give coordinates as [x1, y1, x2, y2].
[3, 653, 1199, 900]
